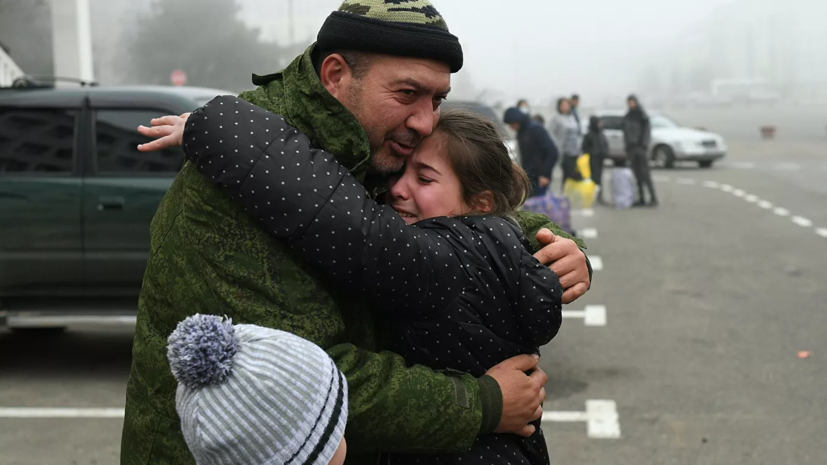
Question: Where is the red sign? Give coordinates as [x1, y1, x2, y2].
[170, 70, 187, 86]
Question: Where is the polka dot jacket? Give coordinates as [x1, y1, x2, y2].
[183, 96, 563, 465]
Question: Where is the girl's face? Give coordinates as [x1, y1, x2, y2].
[387, 133, 468, 224]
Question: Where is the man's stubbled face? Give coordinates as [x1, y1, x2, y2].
[337, 55, 452, 174]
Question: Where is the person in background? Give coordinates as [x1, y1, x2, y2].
[582, 116, 610, 205]
[623, 95, 658, 207]
[504, 107, 559, 197]
[531, 114, 545, 125]
[517, 98, 531, 114]
[550, 98, 582, 188]
[570, 93, 581, 132]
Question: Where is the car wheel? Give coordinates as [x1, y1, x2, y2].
[653, 145, 675, 169]
[699, 160, 714, 168]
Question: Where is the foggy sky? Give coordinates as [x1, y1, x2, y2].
[237, 0, 735, 105]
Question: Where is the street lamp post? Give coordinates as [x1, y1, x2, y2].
[49, 0, 95, 85]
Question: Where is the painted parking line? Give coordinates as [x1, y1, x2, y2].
[702, 180, 720, 188]
[590, 256, 603, 271]
[732, 189, 746, 198]
[757, 200, 774, 209]
[791, 216, 814, 228]
[676, 178, 697, 185]
[720, 184, 734, 193]
[562, 305, 607, 326]
[543, 400, 621, 439]
[776, 163, 802, 171]
[578, 228, 598, 239]
[573, 209, 595, 217]
[744, 194, 759, 203]
[816, 228, 827, 238]
[726, 161, 756, 169]
[0, 408, 124, 418]
[773, 207, 790, 217]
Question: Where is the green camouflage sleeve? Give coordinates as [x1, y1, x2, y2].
[328, 343, 486, 455]
[513, 210, 587, 251]
[513, 210, 593, 285]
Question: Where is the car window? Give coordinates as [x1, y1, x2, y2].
[600, 116, 624, 131]
[95, 109, 184, 175]
[0, 108, 77, 175]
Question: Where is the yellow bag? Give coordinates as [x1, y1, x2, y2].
[563, 154, 597, 209]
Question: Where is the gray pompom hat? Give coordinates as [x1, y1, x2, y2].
[167, 314, 348, 465]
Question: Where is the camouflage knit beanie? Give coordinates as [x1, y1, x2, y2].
[317, 0, 463, 72]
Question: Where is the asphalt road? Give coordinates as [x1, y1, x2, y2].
[1, 132, 825, 464]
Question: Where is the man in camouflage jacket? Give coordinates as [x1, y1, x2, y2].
[121, 1, 591, 464]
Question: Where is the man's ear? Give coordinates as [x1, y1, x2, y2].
[471, 191, 495, 214]
[319, 54, 351, 100]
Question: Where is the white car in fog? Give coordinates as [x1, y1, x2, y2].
[589, 111, 727, 168]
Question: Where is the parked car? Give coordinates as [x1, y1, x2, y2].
[441, 100, 520, 164]
[586, 110, 727, 168]
[0, 80, 232, 330]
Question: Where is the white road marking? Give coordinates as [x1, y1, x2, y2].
[676, 178, 697, 185]
[744, 194, 759, 203]
[791, 216, 814, 228]
[816, 228, 827, 238]
[590, 256, 603, 271]
[702, 181, 720, 188]
[652, 175, 670, 183]
[0, 408, 125, 418]
[573, 209, 595, 217]
[720, 184, 734, 192]
[776, 163, 802, 171]
[732, 189, 746, 197]
[774, 208, 790, 217]
[727, 161, 756, 169]
[543, 400, 621, 439]
[562, 305, 607, 326]
[757, 200, 773, 209]
[7, 315, 137, 328]
[578, 228, 598, 239]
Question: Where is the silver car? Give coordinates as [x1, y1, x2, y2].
[588, 110, 727, 168]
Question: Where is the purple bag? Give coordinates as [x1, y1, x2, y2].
[522, 193, 573, 234]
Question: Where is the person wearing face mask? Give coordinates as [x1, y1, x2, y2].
[517, 98, 531, 114]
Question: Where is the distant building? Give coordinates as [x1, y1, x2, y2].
[648, 0, 827, 102]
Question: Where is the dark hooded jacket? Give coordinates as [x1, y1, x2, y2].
[623, 96, 651, 150]
[504, 107, 559, 188]
[582, 116, 609, 158]
[183, 96, 564, 465]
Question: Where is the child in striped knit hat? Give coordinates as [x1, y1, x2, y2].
[167, 314, 348, 465]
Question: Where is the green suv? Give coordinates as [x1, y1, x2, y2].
[0, 81, 230, 330]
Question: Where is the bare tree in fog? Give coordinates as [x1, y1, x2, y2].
[0, 0, 53, 76]
[124, 0, 288, 92]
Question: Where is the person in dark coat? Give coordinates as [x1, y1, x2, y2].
[504, 107, 559, 197]
[623, 95, 658, 207]
[183, 96, 564, 465]
[582, 116, 610, 205]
